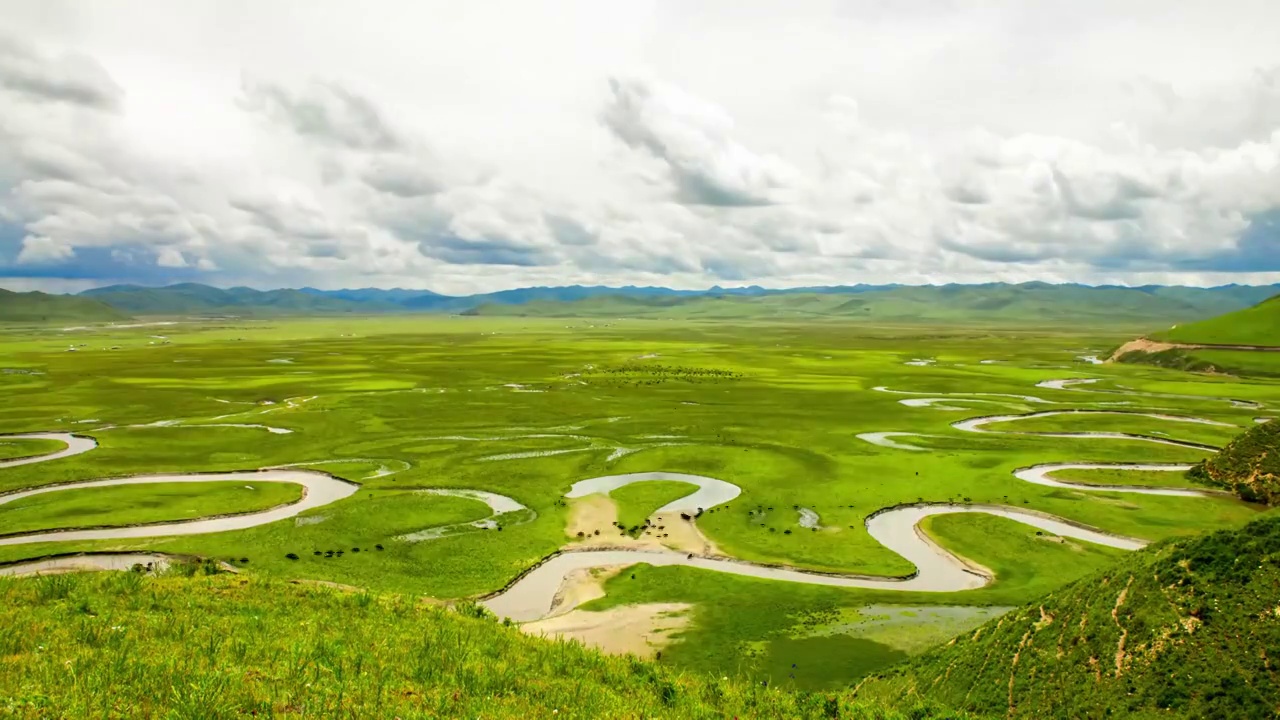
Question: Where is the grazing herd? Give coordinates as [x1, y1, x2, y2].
[293, 544, 386, 560]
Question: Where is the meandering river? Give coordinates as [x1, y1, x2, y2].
[0, 379, 1241, 620]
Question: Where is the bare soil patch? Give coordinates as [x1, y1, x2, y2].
[521, 603, 692, 659]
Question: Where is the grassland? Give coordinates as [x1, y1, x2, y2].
[0, 482, 303, 536]
[611, 480, 698, 530]
[1045, 466, 1204, 488]
[978, 412, 1246, 447]
[0, 314, 1276, 688]
[0, 570, 968, 719]
[0, 437, 65, 461]
[0, 289, 127, 324]
[1190, 420, 1280, 504]
[854, 512, 1280, 719]
[1155, 294, 1280, 346]
[467, 283, 1279, 327]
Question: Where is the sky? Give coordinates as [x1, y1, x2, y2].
[1, 1, 1280, 295]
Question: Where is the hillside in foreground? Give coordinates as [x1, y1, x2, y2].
[852, 512, 1280, 719]
[0, 289, 128, 324]
[1190, 420, 1280, 504]
[0, 569, 960, 719]
[1153, 294, 1280, 346]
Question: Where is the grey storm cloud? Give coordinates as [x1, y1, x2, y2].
[600, 77, 798, 207]
[545, 214, 596, 246]
[239, 78, 403, 151]
[362, 158, 444, 198]
[1052, 167, 1160, 222]
[0, 34, 122, 111]
[419, 234, 559, 268]
[1173, 208, 1280, 272]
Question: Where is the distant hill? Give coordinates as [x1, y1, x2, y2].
[467, 283, 1280, 326]
[854, 512, 1280, 719]
[1109, 294, 1280, 374]
[1153, 293, 1280, 346]
[41, 281, 1280, 325]
[1189, 420, 1280, 504]
[0, 288, 129, 324]
[80, 283, 401, 316]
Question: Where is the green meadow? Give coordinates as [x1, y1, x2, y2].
[0, 437, 64, 461]
[1, 314, 1276, 688]
[0, 482, 302, 536]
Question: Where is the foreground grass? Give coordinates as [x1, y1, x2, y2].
[855, 511, 1280, 719]
[0, 482, 304, 536]
[0, 571, 962, 720]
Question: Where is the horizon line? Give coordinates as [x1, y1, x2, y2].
[5, 278, 1280, 298]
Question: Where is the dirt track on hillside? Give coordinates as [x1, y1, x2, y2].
[1107, 338, 1280, 362]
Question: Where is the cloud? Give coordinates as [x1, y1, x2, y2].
[545, 214, 596, 246]
[601, 77, 801, 207]
[16, 234, 74, 264]
[240, 78, 403, 151]
[2, 6, 1280, 294]
[362, 157, 444, 197]
[0, 33, 122, 111]
[1173, 207, 1280, 272]
[421, 234, 558, 268]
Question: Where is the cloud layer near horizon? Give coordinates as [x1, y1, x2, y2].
[1, 1, 1279, 294]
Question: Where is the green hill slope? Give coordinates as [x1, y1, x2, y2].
[853, 512, 1280, 719]
[468, 283, 1262, 326]
[80, 283, 399, 316]
[0, 569, 958, 719]
[57, 281, 1280, 322]
[0, 289, 129, 324]
[1189, 420, 1280, 504]
[1154, 294, 1280, 346]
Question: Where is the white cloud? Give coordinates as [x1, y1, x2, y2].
[16, 234, 75, 264]
[0, 33, 122, 111]
[601, 76, 803, 206]
[0, 1, 1278, 293]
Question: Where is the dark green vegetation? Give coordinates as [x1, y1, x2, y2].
[1155, 293, 1280, 346]
[855, 512, 1280, 719]
[1191, 420, 1280, 504]
[0, 482, 303, 536]
[0, 289, 126, 324]
[0, 571, 962, 719]
[1114, 347, 1226, 374]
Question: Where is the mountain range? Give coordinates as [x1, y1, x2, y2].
[0, 281, 1278, 326]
